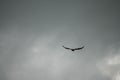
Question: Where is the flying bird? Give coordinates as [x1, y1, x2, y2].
[62, 46, 84, 51]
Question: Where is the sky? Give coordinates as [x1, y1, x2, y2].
[0, 0, 120, 80]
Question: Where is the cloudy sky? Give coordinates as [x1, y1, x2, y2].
[0, 0, 120, 80]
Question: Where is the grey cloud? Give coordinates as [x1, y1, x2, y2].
[0, 0, 120, 80]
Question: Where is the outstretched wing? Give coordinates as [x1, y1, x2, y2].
[62, 46, 71, 50]
[74, 46, 84, 50]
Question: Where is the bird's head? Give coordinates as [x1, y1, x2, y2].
[72, 49, 75, 51]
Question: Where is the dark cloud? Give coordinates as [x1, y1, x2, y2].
[0, 0, 120, 80]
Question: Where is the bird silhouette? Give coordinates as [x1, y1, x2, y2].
[62, 45, 84, 51]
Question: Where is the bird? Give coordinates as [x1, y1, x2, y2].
[62, 45, 84, 51]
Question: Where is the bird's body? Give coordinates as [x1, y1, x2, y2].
[62, 46, 84, 51]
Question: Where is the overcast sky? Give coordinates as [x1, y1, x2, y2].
[0, 0, 120, 80]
